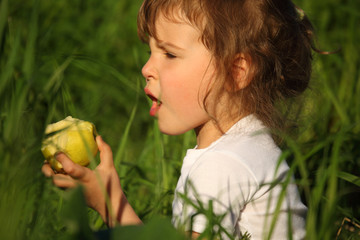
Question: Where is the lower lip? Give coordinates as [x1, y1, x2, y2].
[150, 101, 161, 117]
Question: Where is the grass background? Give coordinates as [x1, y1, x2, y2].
[0, 0, 359, 239]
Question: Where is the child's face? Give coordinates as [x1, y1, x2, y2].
[142, 13, 216, 136]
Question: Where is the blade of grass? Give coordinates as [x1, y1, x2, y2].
[0, 0, 8, 51]
[43, 55, 74, 93]
[61, 83, 78, 117]
[320, 64, 350, 126]
[22, 0, 38, 82]
[3, 82, 29, 143]
[114, 81, 140, 178]
[72, 55, 138, 93]
[338, 171, 360, 187]
[319, 133, 343, 239]
[0, 30, 20, 98]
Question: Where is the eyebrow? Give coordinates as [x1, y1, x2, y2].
[156, 40, 185, 51]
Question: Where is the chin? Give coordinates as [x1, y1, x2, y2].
[158, 124, 190, 136]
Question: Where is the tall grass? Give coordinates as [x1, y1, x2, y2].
[291, 0, 360, 239]
[0, 0, 359, 239]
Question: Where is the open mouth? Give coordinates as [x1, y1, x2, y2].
[144, 88, 162, 117]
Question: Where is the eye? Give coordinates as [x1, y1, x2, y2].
[165, 52, 176, 59]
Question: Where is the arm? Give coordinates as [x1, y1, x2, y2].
[42, 136, 142, 227]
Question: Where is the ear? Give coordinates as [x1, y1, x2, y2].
[231, 53, 252, 91]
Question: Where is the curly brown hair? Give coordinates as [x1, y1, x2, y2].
[137, 0, 315, 135]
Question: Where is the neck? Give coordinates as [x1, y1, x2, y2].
[195, 113, 248, 149]
[194, 120, 227, 149]
[195, 124, 219, 149]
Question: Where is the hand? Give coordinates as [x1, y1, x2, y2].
[42, 136, 138, 226]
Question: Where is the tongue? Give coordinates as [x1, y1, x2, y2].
[150, 101, 160, 116]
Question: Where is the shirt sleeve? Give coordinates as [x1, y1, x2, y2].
[178, 150, 259, 236]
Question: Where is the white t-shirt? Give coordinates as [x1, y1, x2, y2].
[172, 115, 307, 239]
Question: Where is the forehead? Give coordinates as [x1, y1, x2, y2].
[154, 13, 201, 42]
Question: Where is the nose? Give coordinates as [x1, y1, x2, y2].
[141, 56, 156, 81]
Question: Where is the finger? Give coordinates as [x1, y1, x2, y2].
[96, 136, 114, 168]
[42, 162, 55, 177]
[53, 174, 78, 188]
[56, 153, 88, 180]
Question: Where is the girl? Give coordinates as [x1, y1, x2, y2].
[42, 0, 314, 239]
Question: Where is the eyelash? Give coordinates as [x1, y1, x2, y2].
[165, 52, 176, 59]
[147, 50, 176, 59]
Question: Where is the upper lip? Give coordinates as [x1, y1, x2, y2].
[144, 88, 159, 102]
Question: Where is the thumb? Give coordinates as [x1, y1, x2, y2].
[56, 152, 87, 179]
[96, 136, 114, 168]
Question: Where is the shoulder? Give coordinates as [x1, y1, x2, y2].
[188, 150, 255, 181]
[185, 150, 259, 201]
[187, 124, 289, 190]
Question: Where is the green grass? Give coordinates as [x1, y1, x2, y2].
[0, 0, 359, 239]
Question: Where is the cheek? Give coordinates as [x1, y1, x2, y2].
[160, 60, 215, 107]
[162, 78, 199, 106]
